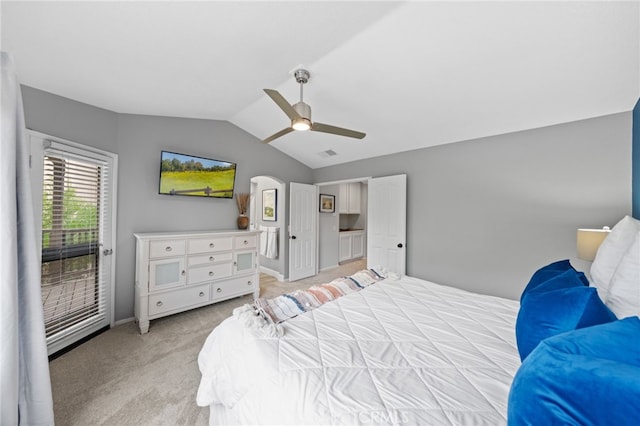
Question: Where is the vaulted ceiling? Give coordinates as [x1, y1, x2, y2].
[2, 1, 639, 169]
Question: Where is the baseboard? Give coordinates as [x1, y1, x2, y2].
[260, 266, 285, 282]
[114, 317, 135, 326]
[319, 264, 339, 272]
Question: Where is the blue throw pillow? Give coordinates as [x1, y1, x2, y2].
[515, 270, 617, 360]
[509, 318, 640, 425]
[520, 259, 588, 301]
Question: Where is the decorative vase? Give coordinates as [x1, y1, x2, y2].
[237, 215, 249, 230]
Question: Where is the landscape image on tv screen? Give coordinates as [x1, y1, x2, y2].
[159, 151, 236, 199]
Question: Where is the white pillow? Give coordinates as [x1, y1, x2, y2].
[606, 231, 640, 318]
[590, 215, 640, 300]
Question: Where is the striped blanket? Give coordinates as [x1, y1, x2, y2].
[233, 269, 386, 336]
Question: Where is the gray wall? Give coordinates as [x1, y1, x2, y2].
[313, 113, 632, 300]
[22, 86, 313, 321]
[22, 86, 118, 152]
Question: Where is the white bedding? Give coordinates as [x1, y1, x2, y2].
[196, 275, 520, 425]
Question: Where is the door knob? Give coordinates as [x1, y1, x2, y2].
[291, 235, 297, 239]
[397, 243, 403, 248]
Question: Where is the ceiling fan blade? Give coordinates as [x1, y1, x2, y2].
[264, 89, 301, 121]
[263, 127, 294, 144]
[311, 122, 366, 139]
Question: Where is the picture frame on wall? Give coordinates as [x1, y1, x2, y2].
[319, 194, 335, 213]
[262, 189, 277, 221]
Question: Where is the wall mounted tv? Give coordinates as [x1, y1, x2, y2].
[159, 151, 236, 199]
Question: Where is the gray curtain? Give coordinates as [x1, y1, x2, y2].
[1, 52, 54, 425]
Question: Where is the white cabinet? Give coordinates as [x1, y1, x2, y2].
[339, 230, 365, 262]
[352, 232, 365, 258]
[134, 230, 260, 334]
[149, 257, 186, 292]
[339, 183, 361, 214]
[339, 234, 352, 262]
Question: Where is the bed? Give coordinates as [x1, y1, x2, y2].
[196, 215, 640, 425]
[196, 273, 521, 425]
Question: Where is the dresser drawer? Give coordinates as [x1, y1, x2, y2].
[149, 239, 186, 258]
[234, 234, 257, 249]
[212, 275, 258, 301]
[187, 252, 233, 267]
[148, 284, 209, 316]
[188, 262, 233, 284]
[189, 236, 233, 254]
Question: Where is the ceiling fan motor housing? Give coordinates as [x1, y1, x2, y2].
[293, 102, 311, 120]
[291, 101, 311, 130]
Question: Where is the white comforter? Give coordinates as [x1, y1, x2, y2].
[196, 276, 520, 425]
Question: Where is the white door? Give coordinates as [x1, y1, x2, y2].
[30, 132, 117, 356]
[367, 174, 407, 275]
[289, 182, 317, 281]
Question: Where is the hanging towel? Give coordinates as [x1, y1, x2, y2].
[265, 227, 279, 259]
[259, 225, 279, 259]
[259, 225, 268, 256]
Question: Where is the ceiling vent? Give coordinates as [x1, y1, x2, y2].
[318, 149, 338, 158]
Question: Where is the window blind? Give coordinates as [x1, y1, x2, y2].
[41, 143, 111, 347]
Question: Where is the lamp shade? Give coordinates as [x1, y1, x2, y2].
[577, 228, 610, 261]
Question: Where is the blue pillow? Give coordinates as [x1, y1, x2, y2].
[509, 317, 640, 425]
[521, 259, 588, 301]
[515, 271, 617, 360]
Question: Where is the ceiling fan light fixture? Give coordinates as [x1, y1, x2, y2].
[292, 117, 311, 131]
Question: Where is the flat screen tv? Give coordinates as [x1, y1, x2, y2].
[159, 151, 236, 199]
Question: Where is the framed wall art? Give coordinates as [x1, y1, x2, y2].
[262, 189, 277, 221]
[319, 194, 335, 213]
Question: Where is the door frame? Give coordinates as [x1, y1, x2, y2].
[315, 176, 372, 271]
[250, 176, 287, 281]
[28, 130, 118, 351]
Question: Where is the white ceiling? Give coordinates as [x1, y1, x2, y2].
[2, 1, 639, 169]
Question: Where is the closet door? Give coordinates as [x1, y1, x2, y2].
[367, 174, 406, 275]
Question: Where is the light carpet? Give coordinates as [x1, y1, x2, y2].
[49, 259, 366, 425]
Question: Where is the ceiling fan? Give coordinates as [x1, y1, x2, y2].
[262, 69, 366, 144]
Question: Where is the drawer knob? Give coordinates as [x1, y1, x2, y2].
[156, 301, 163, 307]
[209, 243, 215, 248]
[243, 240, 248, 245]
[247, 281, 252, 286]
[216, 288, 222, 293]
[209, 271, 214, 276]
[199, 291, 205, 297]
[209, 256, 214, 261]
[165, 246, 172, 252]
[181, 270, 186, 276]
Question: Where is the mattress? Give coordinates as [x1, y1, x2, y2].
[196, 275, 520, 425]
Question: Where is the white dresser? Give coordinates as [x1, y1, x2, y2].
[134, 229, 260, 334]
